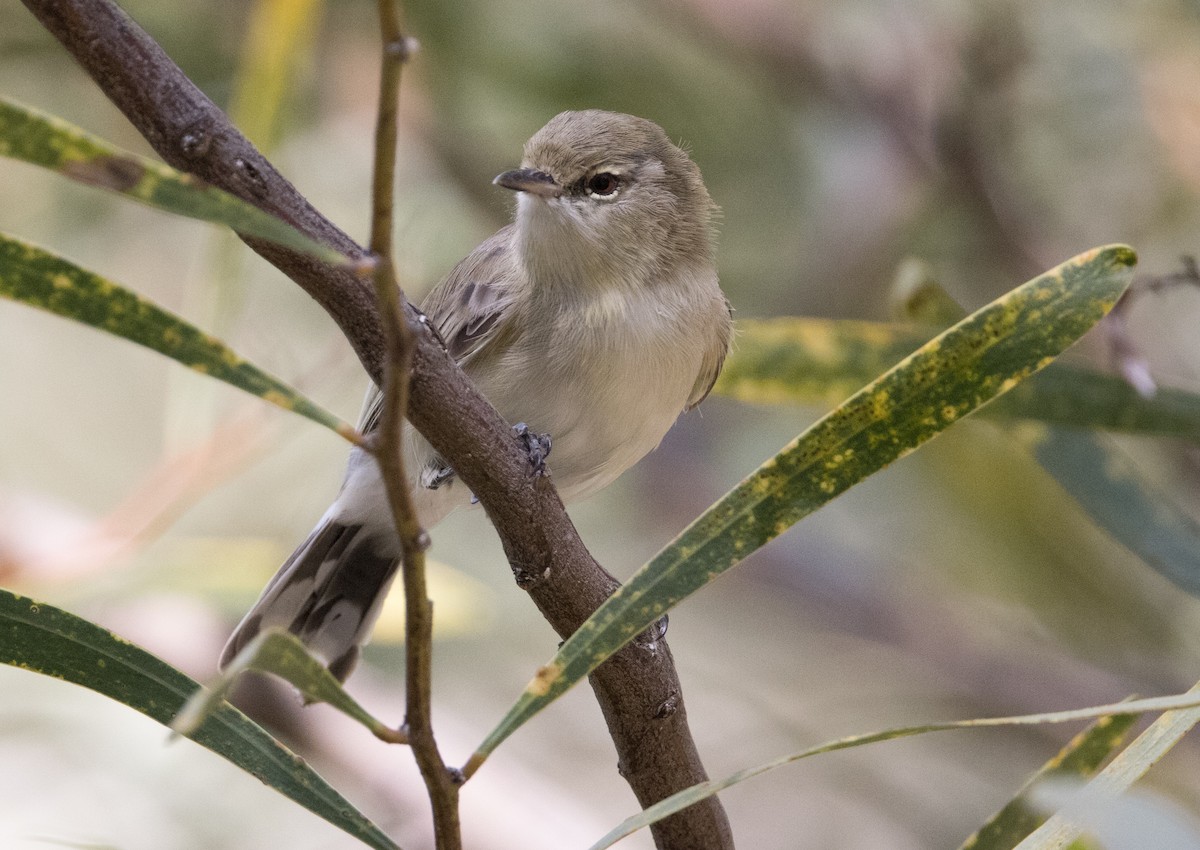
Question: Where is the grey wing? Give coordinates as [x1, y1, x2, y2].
[423, 226, 521, 362]
[685, 295, 734, 411]
[357, 226, 520, 433]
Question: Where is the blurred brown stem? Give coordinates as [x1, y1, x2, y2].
[17, 0, 733, 847]
[366, 3, 461, 847]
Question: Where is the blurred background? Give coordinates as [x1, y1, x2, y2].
[3, 0, 1200, 847]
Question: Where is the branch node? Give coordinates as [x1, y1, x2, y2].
[634, 614, 670, 652]
[512, 563, 549, 589]
[376, 725, 410, 745]
[653, 693, 680, 720]
[232, 156, 269, 200]
[178, 127, 211, 159]
[353, 253, 381, 278]
[387, 35, 420, 61]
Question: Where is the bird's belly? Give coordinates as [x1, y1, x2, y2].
[526, 390, 679, 501]
[480, 336, 698, 503]
[398, 359, 684, 527]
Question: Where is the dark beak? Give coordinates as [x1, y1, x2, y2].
[493, 168, 563, 198]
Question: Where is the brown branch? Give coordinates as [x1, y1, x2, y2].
[365, 3, 461, 847]
[18, 1, 733, 846]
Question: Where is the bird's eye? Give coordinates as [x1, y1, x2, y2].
[586, 172, 621, 197]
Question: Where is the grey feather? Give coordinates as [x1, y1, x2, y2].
[220, 519, 399, 681]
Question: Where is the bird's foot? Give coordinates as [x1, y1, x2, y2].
[421, 424, 550, 493]
[513, 422, 552, 477]
[421, 461, 456, 490]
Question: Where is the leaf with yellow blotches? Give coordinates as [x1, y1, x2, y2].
[0, 589, 398, 850]
[0, 232, 355, 439]
[0, 97, 353, 266]
[716, 319, 1200, 441]
[469, 244, 1137, 771]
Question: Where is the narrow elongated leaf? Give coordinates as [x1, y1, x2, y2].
[992, 366, 1200, 440]
[1014, 682, 1200, 849]
[887, 275, 1200, 601]
[0, 233, 356, 439]
[468, 245, 1136, 772]
[716, 319, 1200, 441]
[959, 712, 1137, 849]
[174, 629, 404, 744]
[230, 0, 324, 150]
[889, 256, 970, 326]
[0, 97, 351, 265]
[1024, 427, 1200, 597]
[725, 295, 1200, 598]
[714, 317, 928, 407]
[0, 589, 400, 850]
[588, 692, 1198, 850]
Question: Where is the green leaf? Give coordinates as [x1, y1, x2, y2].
[229, 0, 325, 151]
[0, 97, 352, 266]
[959, 712, 1137, 849]
[587, 691, 1199, 850]
[883, 270, 1200, 602]
[889, 256, 970, 326]
[0, 232, 356, 439]
[714, 317, 925, 407]
[1023, 427, 1200, 597]
[0, 588, 400, 850]
[1014, 682, 1200, 849]
[175, 629, 404, 744]
[992, 365, 1200, 440]
[468, 245, 1136, 772]
[716, 319, 1200, 441]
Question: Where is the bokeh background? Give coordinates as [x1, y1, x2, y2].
[3, 0, 1200, 847]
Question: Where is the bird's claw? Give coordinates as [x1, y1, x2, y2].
[421, 462, 456, 490]
[422, 425, 549, 491]
[513, 422, 552, 476]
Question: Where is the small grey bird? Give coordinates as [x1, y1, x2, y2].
[221, 110, 732, 681]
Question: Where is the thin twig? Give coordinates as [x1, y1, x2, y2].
[365, 4, 461, 847]
[372, 259, 463, 843]
[369, 3, 406, 259]
[1102, 255, 1200, 399]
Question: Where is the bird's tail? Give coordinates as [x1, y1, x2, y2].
[220, 515, 400, 682]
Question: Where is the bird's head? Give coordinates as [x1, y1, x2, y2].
[494, 110, 716, 288]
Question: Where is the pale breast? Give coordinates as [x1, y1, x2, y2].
[469, 270, 723, 502]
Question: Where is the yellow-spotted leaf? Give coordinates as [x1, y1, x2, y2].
[174, 629, 403, 744]
[0, 97, 350, 265]
[714, 317, 927, 408]
[468, 245, 1136, 772]
[0, 589, 399, 850]
[959, 712, 1136, 849]
[0, 233, 355, 439]
[717, 319, 1200, 441]
[587, 692, 1195, 850]
[885, 275, 1200, 602]
[1015, 681, 1200, 849]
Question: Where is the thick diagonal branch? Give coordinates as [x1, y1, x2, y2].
[20, 1, 734, 846]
